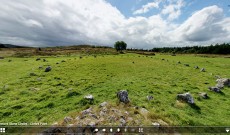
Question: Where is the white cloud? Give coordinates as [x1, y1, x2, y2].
[161, 0, 184, 21]
[0, 0, 229, 48]
[171, 5, 230, 44]
[133, 1, 160, 15]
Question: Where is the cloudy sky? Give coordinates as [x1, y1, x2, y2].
[0, 0, 229, 48]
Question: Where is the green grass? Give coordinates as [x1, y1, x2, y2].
[0, 53, 230, 126]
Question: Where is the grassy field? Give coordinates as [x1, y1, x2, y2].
[0, 51, 230, 126]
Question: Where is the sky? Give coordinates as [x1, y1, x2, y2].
[0, 0, 229, 49]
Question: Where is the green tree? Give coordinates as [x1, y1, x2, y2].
[114, 41, 127, 52]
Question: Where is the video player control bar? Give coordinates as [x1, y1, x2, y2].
[0, 126, 230, 134]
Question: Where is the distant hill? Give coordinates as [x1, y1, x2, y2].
[0, 43, 30, 48]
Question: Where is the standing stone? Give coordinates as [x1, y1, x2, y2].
[117, 90, 129, 104]
[177, 92, 194, 104]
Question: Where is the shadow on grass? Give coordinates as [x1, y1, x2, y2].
[218, 91, 225, 95]
[189, 103, 201, 113]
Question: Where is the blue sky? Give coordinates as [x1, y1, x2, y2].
[107, 0, 230, 22]
[0, 0, 229, 48]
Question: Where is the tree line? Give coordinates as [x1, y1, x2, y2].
[150, 43, 230, 54]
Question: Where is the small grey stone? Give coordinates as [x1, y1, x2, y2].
[119, 118, 126, 126]
[147, 95, 154, 101]
[199, 92, 208, 99]
[140, 108, 149, 115]
[84, 94, 94, 101]
[200, 68, 205, 72]
[87, 121, 96, 127]
[194, 66, 199, 69]
[89, 114, 98, 119]
[64, 116, 73, 123]
[45, 66, 52, 72]
[208, 86, 221, 92]
[152, 122, 160, 127]
[81, 107, 92, 115]
[99, 102, 107, 107]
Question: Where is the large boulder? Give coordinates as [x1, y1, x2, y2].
[117, 90, 129, 104]
[177, 92, 194, 104]
[216, 78, 230, 87]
